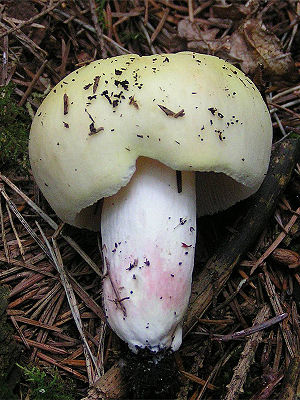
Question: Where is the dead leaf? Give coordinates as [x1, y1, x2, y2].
[177, 19, 227, 54]
[229, 18, 294, 77]
[177, 19, 202, 42]
[212, 3, 248, 20]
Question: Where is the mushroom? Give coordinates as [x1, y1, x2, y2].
[29, 52, 272, 353]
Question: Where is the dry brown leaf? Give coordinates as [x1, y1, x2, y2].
[177, 20, 202, 42]
[212, 3, 248, 20]
[177, 19, 227, 54]
[228, 18, 294, 76]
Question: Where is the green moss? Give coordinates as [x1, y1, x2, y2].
[0, 285, 22, 397]
[18, 364, 76, 400]
[0, 83, 31, 173]
[95, 0, 107, 27]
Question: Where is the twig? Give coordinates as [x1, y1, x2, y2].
[14, 335, 68, 355]
[188, 0, 194, 22]
[224, 305, 271, 400]
[268, 100, 300, 120]
[53, 8, 131, 54]
[250, 206, 300, 274]
[180, 370, 216, 390]
[88, 0, 107, 58]
[5, 202, 25, 260]
[261, 271, 295, 357]
[150, 7, 169, 43]
[0, 34, 8, 86]
[13, 315, 63, 333]
[18, 59, 48, 107]
[212, 312, 288, 341]
[8, 288, 39, 308]
[8, 273, 45, 298]
[37, 351, 88, 382]
[68, 275, 105, 322]
[279, 355, 300, 400]
[10, 316, 30, 350]
[0, 193, 10, 262]
[25, 283, 62, 318]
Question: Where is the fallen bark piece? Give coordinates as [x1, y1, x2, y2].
[82, 360, 127, 400]
[223, 304, 271, 400]
[278, 355, 300, 400]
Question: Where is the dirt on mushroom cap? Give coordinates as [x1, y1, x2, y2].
[29, 52, 272, 230]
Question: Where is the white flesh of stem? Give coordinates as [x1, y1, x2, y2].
[101, 157, 196, 353]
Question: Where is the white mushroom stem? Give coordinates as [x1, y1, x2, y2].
[101, 157, 196, 353]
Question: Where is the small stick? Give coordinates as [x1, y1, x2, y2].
[8, 288, 39, 309]
[268, 100, 300, 120]
[26, 283, 62, 318]
[250, 206, 300, 274]
[5, 202, 25, 260]
[8, 274, 45, 298]
[10, 316, 30, 349]
[212, 312, 287, 341]
[14, 336, 68, 355]
[261, 271, 295, 357]
[37, 351, 88, 382]
[68, 274, 106, 322]
[88, 0, 107, 58]
[188, 0, 194, 22]
[150, 7, 169, 43]
[279, 355, 300, 400]
[223, 305, 271, 400]
[180, 370, 216, 390]
[30, 288, 64, 362]
[1, 34, 8, 86]
[13, 315, 63, 333]
[0, 20, 47, 63]
[18, 59, 48, 107]
[0, 192, 10, 262]
[144, 0, 149, 24]
[53, 8, 130, 55]
[273, 328, 283, 372]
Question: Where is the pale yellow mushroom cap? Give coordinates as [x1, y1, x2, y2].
[29, 52, 272, 230]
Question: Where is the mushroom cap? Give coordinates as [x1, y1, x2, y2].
[29, 52, 272, 230]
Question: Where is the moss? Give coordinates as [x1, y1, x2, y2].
[0, 83, 31, 173]
[0, 285, 9, 318]
[0, 285, 22, 397]
[18, 365, 77, 400]
[95, 0, 107, 27]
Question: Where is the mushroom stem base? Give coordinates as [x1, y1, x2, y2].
[101, 157, 196, 352]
